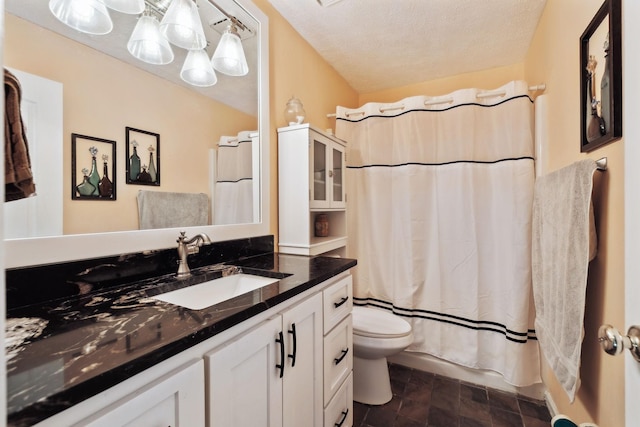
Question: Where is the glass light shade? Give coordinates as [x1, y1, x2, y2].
[159, 0, 206, 50]
[211, 25, 248, 76]
[180, 49, 217, 87]
[49, 0, 113, 35]
[127, 15, 174, 65]
[99, 0, 145, 14]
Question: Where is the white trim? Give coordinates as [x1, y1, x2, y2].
[623, 1, 640, 426]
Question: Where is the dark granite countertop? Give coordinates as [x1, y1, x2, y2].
[6, 250, 356, 427]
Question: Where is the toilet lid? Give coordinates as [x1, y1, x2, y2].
[352, 306, 412, 338]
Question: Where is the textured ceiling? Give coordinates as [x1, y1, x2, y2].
[268, 0, 547, 93]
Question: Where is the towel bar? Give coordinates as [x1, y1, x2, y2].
[596, 157, 607, 171]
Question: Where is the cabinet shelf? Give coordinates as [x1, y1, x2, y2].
[279, 236, 348, 256]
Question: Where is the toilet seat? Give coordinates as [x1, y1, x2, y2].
[352, 306, 412, 338]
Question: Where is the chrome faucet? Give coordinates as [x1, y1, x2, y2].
[176, 231, 212, 277]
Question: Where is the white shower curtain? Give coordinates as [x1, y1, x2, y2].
[213, 131, 254, 225]
[335, 80, 541, 386]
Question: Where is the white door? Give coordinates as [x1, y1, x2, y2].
[4, 68, 63, 238]
[624, 1, 640, 425]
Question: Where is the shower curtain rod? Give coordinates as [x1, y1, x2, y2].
[326, 83, 547, 117]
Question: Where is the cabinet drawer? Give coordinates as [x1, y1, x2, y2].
[324, 372, 353, 427]
[323, 315, 352, 406]
[323, 275, 353, 333]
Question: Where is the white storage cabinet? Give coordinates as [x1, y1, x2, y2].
[278, 124, 348, 256]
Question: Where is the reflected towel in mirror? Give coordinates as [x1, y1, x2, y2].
[4, 68, 36, 202]
[137, 190, 208, 230]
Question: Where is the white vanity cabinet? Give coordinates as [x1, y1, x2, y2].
[322, 275, 354, 427]
[206, 293, 323, 427]
[35, 359, 206, 427]
[278, 124, 348, 256]
[29, 272, 352, 427]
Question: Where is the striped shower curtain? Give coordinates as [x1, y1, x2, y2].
[213, 131, 254, 225]
[335, 80, 541, 386]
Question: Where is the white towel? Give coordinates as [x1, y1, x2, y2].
[532, 159, 598, 402]
[137, 191, 209, 230]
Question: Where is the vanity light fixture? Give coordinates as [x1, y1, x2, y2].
[127, 12, 175, 65]
[99, 0, 145, 14]
[48, 0, 113, 35]
[211, 22, 248, 76]
[49, 0, 251, 87]
[159, 0, 207, 50]
[180, 49, 218, 87]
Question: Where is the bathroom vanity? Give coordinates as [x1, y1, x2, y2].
[6, 236, 355, 427]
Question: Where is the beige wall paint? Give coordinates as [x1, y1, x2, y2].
[359, 63, 526, 105]
[252, 0, 359, 240]
[525, 1, 625, 425]
[5, 14, 255, 235]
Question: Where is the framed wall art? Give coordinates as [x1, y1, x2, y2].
[580, 0, 622, 152]
[126, 127, 160, 186]
[71, 133, 116, 200]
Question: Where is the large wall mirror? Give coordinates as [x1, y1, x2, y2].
[4, 0, 270, 268]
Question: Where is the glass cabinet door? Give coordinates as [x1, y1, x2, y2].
[313, 139, 327, 204]
[332, 147, 343, 203]
[310, 132, 345, 209]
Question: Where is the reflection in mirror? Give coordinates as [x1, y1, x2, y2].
[3, 0, 270, 268]
[212, 131, 259, 225]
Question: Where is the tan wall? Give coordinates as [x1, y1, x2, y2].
[359, 63, 525, 105]
[525, 1, 625, 425]
[252, 0, 360, 239]
[5, 14, 256, 235]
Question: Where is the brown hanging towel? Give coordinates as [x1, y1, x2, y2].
[4, 68, 36, 202]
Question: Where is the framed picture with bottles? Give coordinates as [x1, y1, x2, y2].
[71, 133, 116, 200]
[579, 0, 622, 152]
[126, 127, 160, 186]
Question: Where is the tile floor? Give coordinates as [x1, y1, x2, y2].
[353, 363, 552, 427]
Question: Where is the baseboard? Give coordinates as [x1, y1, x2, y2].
[544, 390, 559, 418]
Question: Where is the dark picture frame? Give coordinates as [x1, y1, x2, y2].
[126, 127, 161, 186]
[71, 133, 116, 200]
[580, 0, 622, 152]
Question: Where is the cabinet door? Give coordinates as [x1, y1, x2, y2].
[310, 133, 346, 210]
[282, 293, 323, 427]
[206, 317, 283, 427]
[330, 142, 346, 209]
[72, 359, 205, 427]
[310, 136, 331, 209]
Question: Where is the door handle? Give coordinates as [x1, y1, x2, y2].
[287, 323, 297, 367]
[598, 324, 640, 362]
[275, 331, 285, 378]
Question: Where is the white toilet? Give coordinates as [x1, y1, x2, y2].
[352, 306, 414, 405]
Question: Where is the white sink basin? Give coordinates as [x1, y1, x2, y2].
[152, 274, 280, 310]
